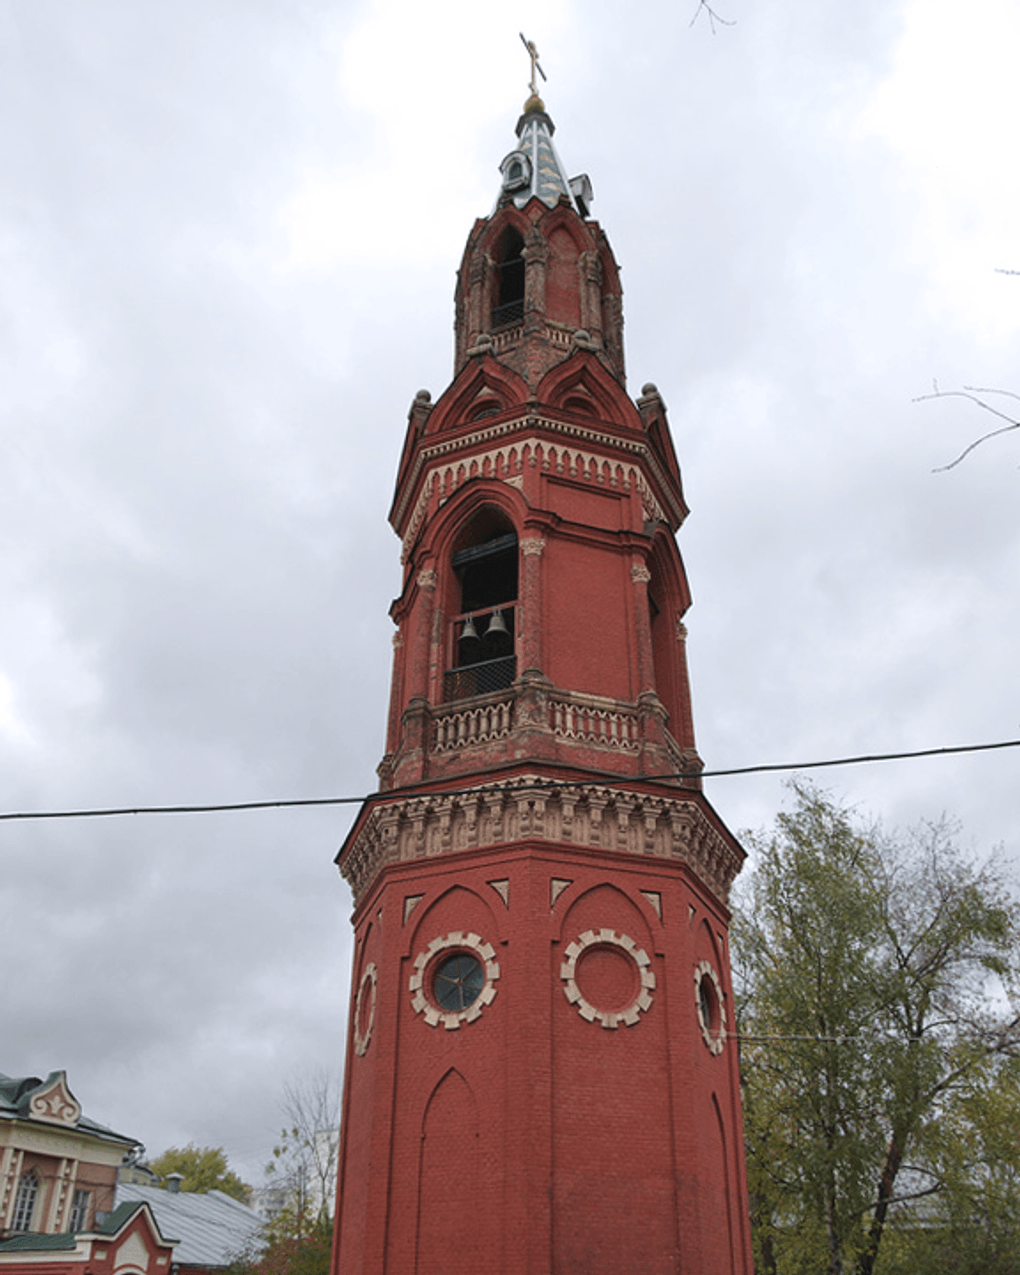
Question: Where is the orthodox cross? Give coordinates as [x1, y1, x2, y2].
[519, 32, 547, 96]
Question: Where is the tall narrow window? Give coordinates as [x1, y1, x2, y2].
[12, 1170, 39, 1233]
[491, 228, 525, 330]
[68, 1189, 90, 1232]
[445, 521, 518, 701]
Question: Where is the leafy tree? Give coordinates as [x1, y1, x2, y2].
[734, 783, 1020, 1275]
[149, 1144, 251, 1203]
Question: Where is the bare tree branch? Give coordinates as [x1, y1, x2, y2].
[689, 0, 735, 33]
[914, 383, 1020, 472]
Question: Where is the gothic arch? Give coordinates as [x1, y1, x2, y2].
[405, 881, 502, 957]
[423, 357, 529, 436]
[536, 352, 641, 427]
[556, 880, 653, 952]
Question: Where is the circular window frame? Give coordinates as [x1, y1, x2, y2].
[410, 931, 500, 1031]
[353, 962, 378, 1057]
[694, 960, 727, 1055]
[560, 928, 655, 1029]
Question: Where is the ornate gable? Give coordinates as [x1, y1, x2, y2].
[23, 1071, 81, 1127]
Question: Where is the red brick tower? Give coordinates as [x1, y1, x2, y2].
[333, 89, 753, 1275]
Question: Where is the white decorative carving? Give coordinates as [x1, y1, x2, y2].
[416, 567, 437, 590]
[641, 890, 662, 919]
[550, 694, 641, 753]
[396, 416, 678, 561]
[520, 537, 546, 556]
[409, 932, 500, 1031]
[341, 780, 743, 906]
[631, 563, 651, 584]
[353, 963, 378, 1057]
[434, 699, 513, 752]
[550, 878, 572, 908]
[695, 960, 727, 1055]
[560, 928, 655, 1029]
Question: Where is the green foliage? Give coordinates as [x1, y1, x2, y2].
[735, 782, 1020, 1275]
[231, 1217, 332, 1275]
[149, 1145, 251, 1203]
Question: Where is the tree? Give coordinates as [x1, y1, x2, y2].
[148, 1145, 251, 1203]
[264, 1071, 341, 1241]
[734, 783, 1020, 1275]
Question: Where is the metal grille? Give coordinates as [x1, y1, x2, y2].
[443, 656, 516, 702]
[490, 300, 524, 329]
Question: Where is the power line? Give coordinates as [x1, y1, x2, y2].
[1, 737, 1018, 824]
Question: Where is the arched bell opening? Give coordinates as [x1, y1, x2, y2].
[445, 508, 518, 701]
[491, 226, 525, 331]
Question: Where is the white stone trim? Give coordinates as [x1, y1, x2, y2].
[353, 963, 378, 1057]
[409, 931, 500, 1031]
[560, 928, 655, 1029]
[694, 959, 727, 1055]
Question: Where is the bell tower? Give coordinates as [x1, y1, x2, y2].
[333, 80, 754, 1275]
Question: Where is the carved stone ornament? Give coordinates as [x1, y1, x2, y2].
[560, 928, 655, 1029]
[694, 959, 727, 1055]
[26, 1073, 81, 1127]
[416, 567, 438, 591]
[409, 931, 500, 1031]
[341, 780, 743, 907]
[520, 537, 546, 556]
[353, 963, 378, 1057]
[630, 563, 652, 585]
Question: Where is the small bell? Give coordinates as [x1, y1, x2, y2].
[459, 614, 482, 665]
[482, 607, 513, 658]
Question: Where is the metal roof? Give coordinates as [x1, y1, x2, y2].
[114, 1184, 264, 1269]
[495, 102, 591, 218]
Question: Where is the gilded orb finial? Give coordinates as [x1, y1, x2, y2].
[519, 32, 547, 112]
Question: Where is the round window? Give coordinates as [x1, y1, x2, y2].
[353, 962, 377, 1057]
[434, 953, 485, 1011]
[694, 960, 727, 1055]
[560, 928, 655, 1029]
[410, 931, 500, 1031]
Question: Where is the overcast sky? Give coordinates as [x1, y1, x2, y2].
[2, 0, 1018, 1187]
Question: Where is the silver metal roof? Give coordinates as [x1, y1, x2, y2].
[495, 104, 592, 218]
[114, 1183, 264, 1269]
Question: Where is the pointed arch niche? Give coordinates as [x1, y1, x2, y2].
[415, 1069, 499, 1274]
[444, 504, 518, 702]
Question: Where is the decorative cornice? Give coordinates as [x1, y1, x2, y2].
[399, 426, 672, 562]
[394, 412, 685, 553]
[339, 779, 743, 907]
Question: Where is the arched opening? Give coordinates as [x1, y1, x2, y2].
[445, 511, 518, 701]
[491, 226, 525, 330]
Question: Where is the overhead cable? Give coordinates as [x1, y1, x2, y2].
[1, 737, 1018, 824]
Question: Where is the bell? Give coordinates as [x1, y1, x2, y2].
[482, 607, 513, 658]
[485, 608, 509, 638]
[458, 614, 482, 665]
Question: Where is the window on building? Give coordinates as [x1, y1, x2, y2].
[444, 520, 518, 701]
[12, 1170, 39, 1233]
[68, 1189, 90, 1232]
[491, 227, 525, 330]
